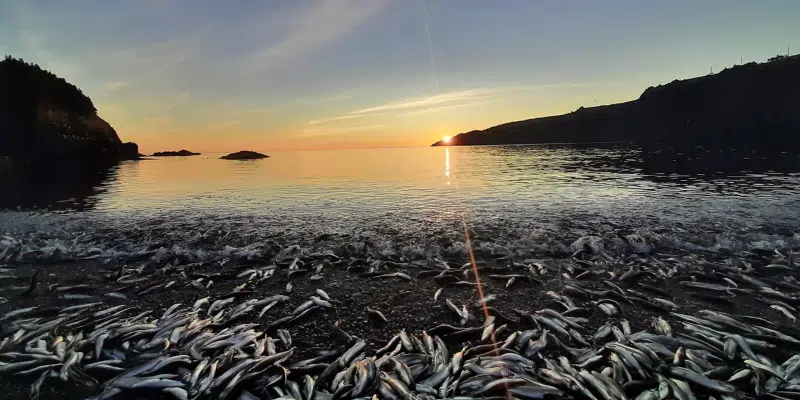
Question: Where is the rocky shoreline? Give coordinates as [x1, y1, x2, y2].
[0, 242, 798, 399]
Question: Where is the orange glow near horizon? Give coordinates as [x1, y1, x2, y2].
[105, 81, 641, 154]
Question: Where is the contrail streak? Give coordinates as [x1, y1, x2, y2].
[421, 0, 439, 91]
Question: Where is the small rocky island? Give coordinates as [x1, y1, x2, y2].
[152, 149, 200, 157]
[220, 150, 269, 160]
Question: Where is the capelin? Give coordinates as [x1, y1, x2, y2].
[310, 296, 332, 309]
[316, 289, 331, 301]
[367, 307, 388, 323]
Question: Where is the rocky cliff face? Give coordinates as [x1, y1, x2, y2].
[0, 56, 139, 164]
[433, 55, 800, 148]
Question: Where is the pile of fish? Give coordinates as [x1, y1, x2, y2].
[2, 281, 800, 399]
[2, 239, 800, 399]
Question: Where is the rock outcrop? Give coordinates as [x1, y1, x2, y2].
[0, 56, 139, 164]
[220, 151, 269, 160]
[433, 55, 800, 148]
[152, 150, 200, 157]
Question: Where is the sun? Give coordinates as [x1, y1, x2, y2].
[442, 136, 451, 144]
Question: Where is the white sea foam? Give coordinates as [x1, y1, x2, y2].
[1, 208, 797, 267]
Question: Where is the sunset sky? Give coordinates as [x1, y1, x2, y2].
[1, 0, 798, 153]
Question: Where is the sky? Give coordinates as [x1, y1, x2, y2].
[1, 1, 798, 153]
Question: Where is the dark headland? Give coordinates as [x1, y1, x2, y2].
[152, 149, 200, 157]
[432, 55, 800, 148]
[221, 150, 269, 159]
[0, 56, 140, 165]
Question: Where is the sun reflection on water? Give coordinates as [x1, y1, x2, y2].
[445, 147, 450, 179]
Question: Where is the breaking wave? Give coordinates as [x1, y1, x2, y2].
[2, 145, 799, 265]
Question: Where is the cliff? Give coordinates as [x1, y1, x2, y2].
[433, 55, 800, 148]
[0, 56, 139, 164]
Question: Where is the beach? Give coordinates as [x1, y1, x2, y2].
[1, 145, 799, 399]
[1, 237, 797, 399]
[2, 3, 799, 397]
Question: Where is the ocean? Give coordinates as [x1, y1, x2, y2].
[3, 143, 800, 400]
[2, 143, 799, 263]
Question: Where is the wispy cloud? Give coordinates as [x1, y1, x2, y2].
[300, 124, 386, 137]
[107, 34, 204, 80]
[104, 81, 132, 91]
[292, 93, 354, 105]
[352, 83, 589, 115]
[351, 89, 494, 115]
[300, 82, 595, 131]
[308, 113, 378, 125]
[396, 100, 488, 117]
[245, 0, 389, 70]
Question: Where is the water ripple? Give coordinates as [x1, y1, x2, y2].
[1, 144, 799, 262]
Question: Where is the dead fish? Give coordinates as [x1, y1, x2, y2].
[367, 307, 388, 323]
[460, 305, 472, 326]
[208, 297, 234, 315]
[52, 284, 95, 293]
[20, 270, 39, 297]
[189, 279, 204, 289]
[192, 297, 210, 311]
[771, 305, 797, 322]
[2, 306, 38, 320]
[287, 269, 308, 279]
[316, 289, 331, 301]
[162, 387, 188, 400]
[310, 296, 333, 309]
[293, 300, 315, 316]
[232, 283, 247, 292]
[481, 323, 495, 342]
[371, 272, 413, 281]
[474, 294, 496, 307]
[258, 301, 279, 318]
[652, 317, 673, 337]
[506, 277, 517, 288]
[60, 294, 93, 300]
[138, 284, 163, 296]
[276, 329, 292, 348]
[237, 269, 258, 279]
[597, 302, 619, 316]
[445, 299, 461, 319]
[680, 281, 734, 292]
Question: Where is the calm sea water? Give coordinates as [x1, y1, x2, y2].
[2, 144, 799, 262]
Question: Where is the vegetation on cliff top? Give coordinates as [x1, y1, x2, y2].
[0, 56, 97, 117]
[0, 56, 140, 162]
